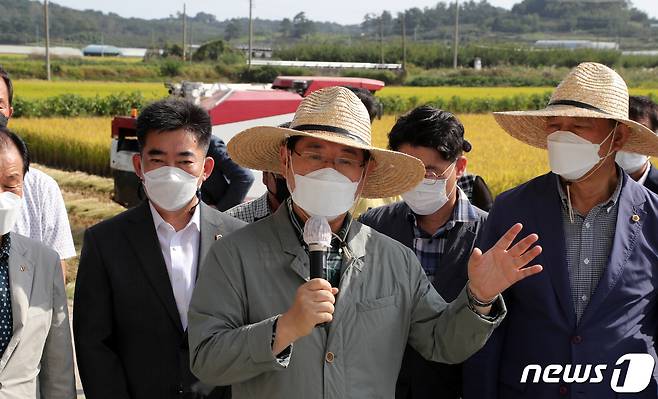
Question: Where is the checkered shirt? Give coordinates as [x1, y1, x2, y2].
[556, 172, 622, 324]
[410, 188, 479, 283]
[458, 173, 477, 203]
[225, 193, 271, 223]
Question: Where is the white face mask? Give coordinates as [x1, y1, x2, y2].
[546, 126, 616, 181]
[401, 163, 457, 215]
[143, 166, 201, 211]
[0, 192, 22, 236]
[615, 151, 649, 174]
[290, 167, 360, 221]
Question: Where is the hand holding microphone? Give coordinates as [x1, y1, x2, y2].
[273, 217, 337, 352]
[303, 216, 334, 327]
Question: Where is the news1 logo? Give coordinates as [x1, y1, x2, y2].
[520, 354, 656, 393]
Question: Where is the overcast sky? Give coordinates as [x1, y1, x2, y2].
[52, 0, 658, 24]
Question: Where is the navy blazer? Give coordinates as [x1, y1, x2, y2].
[463, 172, 658, 399]
[360, 201, 487, 399]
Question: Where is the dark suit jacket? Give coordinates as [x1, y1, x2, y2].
[73, 201, 246, 399]
[463, 172, 658, 399]
[359, 201, 487, 399]
[201, 136, 254, 211]
[643, 164, 658, 195]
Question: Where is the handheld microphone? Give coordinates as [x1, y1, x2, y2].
[303, 216, 332, 328]
[303, 216, 332, 280]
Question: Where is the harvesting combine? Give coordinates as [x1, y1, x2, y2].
[110, 76, 385, 207]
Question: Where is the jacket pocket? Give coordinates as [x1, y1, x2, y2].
[356, 294, 397, 312]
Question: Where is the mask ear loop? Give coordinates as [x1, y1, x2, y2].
[442, 162, 458, 200]
[189, 187, 202, 215]
[566, 121, 619, 223]
[336, 156, 372, 260]
[286, 148, 316, 223]
[138, 160, 149, 203]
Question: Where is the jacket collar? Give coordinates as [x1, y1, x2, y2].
[272, 203, 367, 265]
[0, 234, 35, 371]
[198, 202, 225, 270]
[579, 171, 647, 325]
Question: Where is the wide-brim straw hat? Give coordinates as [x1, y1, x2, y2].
[227, 86, 425, 198]
[493, 62, 658, 156]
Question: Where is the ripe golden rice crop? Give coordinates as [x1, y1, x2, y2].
[378, 86, 658, 103]
[10, 117, 112, 176]
[379, 86, 554, 102]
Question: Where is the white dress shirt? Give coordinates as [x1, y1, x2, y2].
[149, 202, 200, 330]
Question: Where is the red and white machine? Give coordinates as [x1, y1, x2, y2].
[110, 76, 385, 207]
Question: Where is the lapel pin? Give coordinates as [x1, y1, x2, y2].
[214, 234, 223, 241]
[19, 265, 25, 272]
[632, 214, 640, 223]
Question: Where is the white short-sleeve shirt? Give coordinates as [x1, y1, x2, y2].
[12, 168, 76, 260]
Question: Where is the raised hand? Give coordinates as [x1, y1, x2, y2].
[468, 223, 543, 303]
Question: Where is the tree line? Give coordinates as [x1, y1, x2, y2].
[0, 0, 655, 49]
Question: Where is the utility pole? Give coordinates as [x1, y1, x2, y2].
[189, 21, 193, 64]
[379, 16, 384, 64]
[402, 12, 407, 72]
[182, 3, 187, 61]
[248, 0, 253, 70]
[452, 0, 459, 69]
[44, 0, 51, 81]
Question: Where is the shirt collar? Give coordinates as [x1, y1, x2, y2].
[252, 193, 273, 222]
[636, 162, 652, 186]
[285, 197, 351, 248]
[149, 201, 201, 234]
[408, 187, 479, 238]
[556, 166, 623, 212]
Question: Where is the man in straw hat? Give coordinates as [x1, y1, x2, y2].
[187, 86, 544, 398]
[463, 62, 658, 398]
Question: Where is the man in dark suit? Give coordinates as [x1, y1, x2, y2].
[464, 63, 658, 398]
[359, 106, 486, 399]
[201, 136, 254, 211]
[73, 98, 246, 399]
[615, 96, 658, 193]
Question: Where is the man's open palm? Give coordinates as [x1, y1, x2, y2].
[468, 223, 543, 301]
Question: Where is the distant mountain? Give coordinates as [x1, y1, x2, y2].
[0, 0, 357, 48]
[0, 0, 654, 49]
[362, 0, 655, 44]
